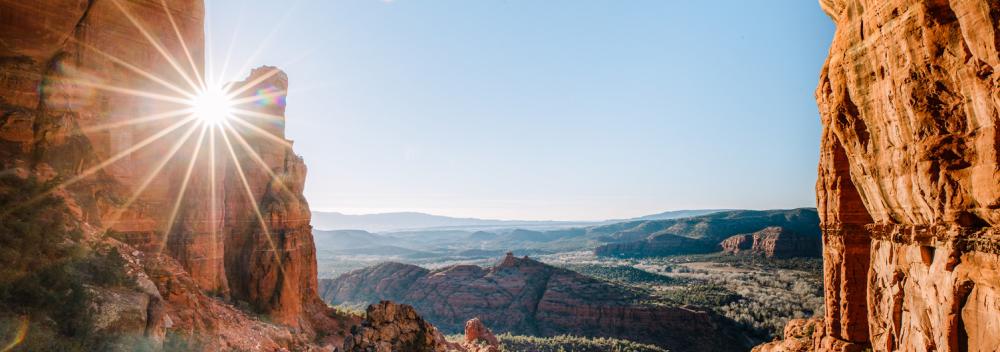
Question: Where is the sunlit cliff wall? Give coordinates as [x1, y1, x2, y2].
[814, 0, 1000, 351]
[0, 0, 342, 348]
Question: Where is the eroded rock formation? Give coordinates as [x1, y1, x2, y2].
[338, 303, 501, 352]
[753, 318, 823, 352]
[464, 318, 500, 352]
[0, 0, 351, 349]
[763, 1, 1000, 351]
[322, 253, 749, 352]
[340, 301, 452, 352]
[719, 226, 821, 258]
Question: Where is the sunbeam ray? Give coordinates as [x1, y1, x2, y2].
[157, 123, 209, 254]
[225, 81, 328, 110]
[227, 89, 288, 106]
[220, 120, 294, 199]
[53, 28, 195, 99]
[110, 0, 201, 95]
[226, 114, 293, 148]
[52, 107, 194, 138]
[223, 42, 321, 101]
[228, 108, 285, 123]
[209, 124, 219, 281]
[215, 4, 247, 88]
[225, 0, 302, 93]
[223, 67, 283, 99]
[226, 43, 317, 98]
[100, 119, 203, 232]
[0, 115, 197, 219]
[64, 79, 192, 105]
[218, 124, 287, 277]
[159, 0, 205, 90]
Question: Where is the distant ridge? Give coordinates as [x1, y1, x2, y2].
[612, 209, 733, 222]
[310, 211, 585, 232]
[311, 209, 738, 232]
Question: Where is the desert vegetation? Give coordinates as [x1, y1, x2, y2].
[541, 251, 823, 340]
[0, 176, 137, 351]
[557, 264, 684, 286]
[446, 333, 668, 352]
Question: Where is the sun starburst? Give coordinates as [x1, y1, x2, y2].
[191, 84, 235, 126]
[1, 0, 316, 280]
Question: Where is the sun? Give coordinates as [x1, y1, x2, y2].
[190, 85, 234, 125]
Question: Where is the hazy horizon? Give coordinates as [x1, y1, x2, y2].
[205, 1, 835, 221]
[309, 207, 816, 223]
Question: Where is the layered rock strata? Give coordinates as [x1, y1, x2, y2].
[719, 226, 821, 258]
[761, 1, 1000, 351]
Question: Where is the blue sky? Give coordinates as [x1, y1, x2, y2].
[205, 0, 835, 221]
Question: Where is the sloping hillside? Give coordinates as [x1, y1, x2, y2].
[321, 253, 749, 352]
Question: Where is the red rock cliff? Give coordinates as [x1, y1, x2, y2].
[763, 1, 1000, 351]
[0, 0, 348, 349]
[719, 226, 822, 258]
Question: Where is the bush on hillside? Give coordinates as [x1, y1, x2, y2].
[0, 175, 135, 350]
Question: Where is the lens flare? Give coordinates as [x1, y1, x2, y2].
[0, 315, 28, 352]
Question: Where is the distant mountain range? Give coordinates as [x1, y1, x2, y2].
[594, 208, 820, 258]
[608, 209, 734, 222]
[310, 209, 730, 232]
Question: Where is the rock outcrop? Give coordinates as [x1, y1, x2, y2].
[339, 302, 501, 352]
[322, 253, 749, 352]
[719, 226, 821, 258]
[595, 209, 820, 258]
[753, 318, 823, 352]
[763, 1, 1000, 351]
[0, 0, 351, 349]
[464, 318, 500, 352]
[340, 301, 451, 352]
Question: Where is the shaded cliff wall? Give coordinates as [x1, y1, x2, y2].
[0, 0, 329, 333]
[816, 0, 1000, 351]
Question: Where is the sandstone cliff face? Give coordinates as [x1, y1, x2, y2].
[322, 253, 749, 352]
[0, 0, 347, 349]
[778, 1, 1000, 351]
[719, 226, 821, 258]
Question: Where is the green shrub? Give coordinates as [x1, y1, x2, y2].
[0, 175, 81, 285]
[0, 176, 135, 350]
[559, 264, 684, 287]
[656, 283, 740, 307]
[494, 333, 668, 352]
